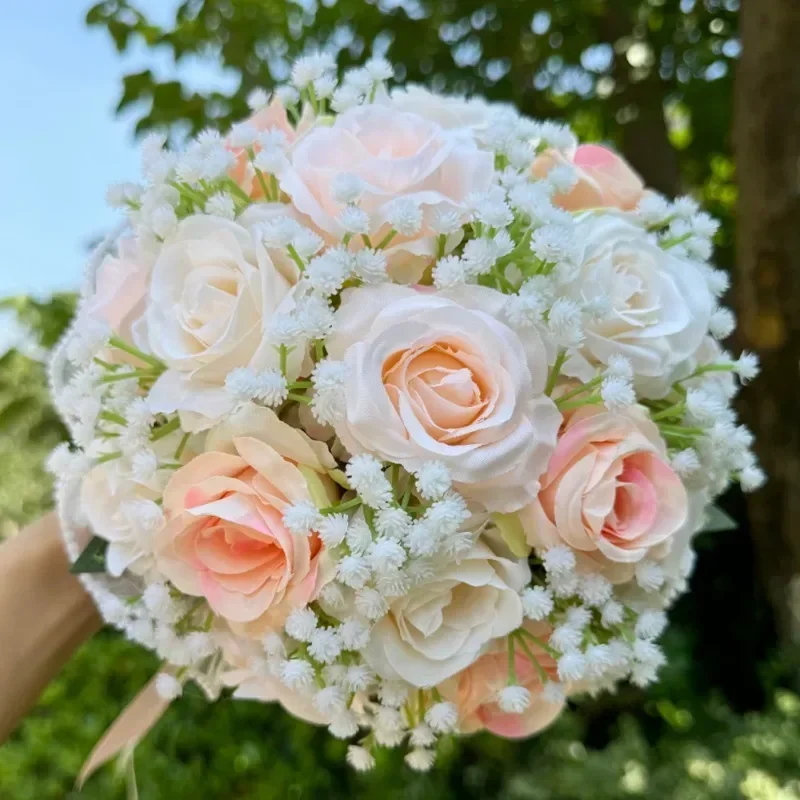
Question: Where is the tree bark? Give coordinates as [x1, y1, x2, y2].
[734, 0, 800, 645]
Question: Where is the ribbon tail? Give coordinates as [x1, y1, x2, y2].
[78, 675, 172, 789]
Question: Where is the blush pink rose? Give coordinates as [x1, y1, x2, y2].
[85, 236, 150, 342]
[278, 104, 494, 282]
[440, 622, 564, 739]
[155, 406, 337, 636]
[521, 406, 688, 582]
[325, 284, 561, 513]
[532, 144, 645, 212]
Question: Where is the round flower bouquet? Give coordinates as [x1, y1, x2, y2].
[49, 53, 762, 776]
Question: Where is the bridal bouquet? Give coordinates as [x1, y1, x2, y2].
[49, 53, 762, 775]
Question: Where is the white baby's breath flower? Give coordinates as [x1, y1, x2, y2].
[425, 701, 458, 733]
[337, 555, 372, 589]
[339, 617, 371, 651]
[385, 197, 423, 236]
[521, 586, 554, 621]
[414, 461, 452, 501]
[635, 561, 665, 592]
[283, 501, 322, 536]
[318, 513, 350, 547]
[542, 546, 577, 576]
[405, 749, 436, 772]
[433, 255, 467, 289]
[557, 651, 587, 682]
[308, 627, 342, 664]
[497, 685, 531, 714]
[332, 173, 365, 205]
[285, 607, 318, 642]
[346, 745, 375, 772]
[339, 206, 370, 235]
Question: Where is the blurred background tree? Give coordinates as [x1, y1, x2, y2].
[2, 0, 800, 796]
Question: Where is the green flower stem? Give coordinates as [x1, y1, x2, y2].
[514, 632, 551, 685]
[555, 376, 602, 405]
[507, 635, 518, 684]
[376, 229, 397, 249]
[253, 165, 271, 201]
[650, 402, 687, 421]
[679, 363, 736, 382]
[517, 627, 559, 658]
[314, 339, 325, 361]
[545, 349, 568, 396]
[224, 178, 252, 204]
[361, 234, 373, 249]
[287, 392, 311, 406]
[169, 181, 208, 208]
[658, 423, 705, 437]
[557, 395, 603, 412]
[109, 337, 165, 371]
[174, 432, 191, 461]
[150, 417, 181, 442]
[661, 232, 692, 250]
[286, 244, 305, 273]
[100, 410, 127, 426]
[100, 369, 161, 384]
[436, 234, 447, 259]
[95, 451, 122, 464]
[320, 497, 362, 515]
[93, 357, 118, 371]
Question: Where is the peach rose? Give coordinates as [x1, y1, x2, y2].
[325, 284, 561, 512]
[532, 144, 644, 212]
[85, 236, 151, 342]
[521, 406, 688, 582]
[139, 214, 303, 431]
[155, 405, 337, 636]
[226, 96, 304, 198]
[278, 104, 494, 282]
[440, 622, 564, 739]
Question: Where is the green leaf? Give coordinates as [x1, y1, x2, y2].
[70, 536, 109, 574]
[702, 504, 738, 533]
[491, 512, 530, 558]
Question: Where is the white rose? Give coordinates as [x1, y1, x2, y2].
[278, 104, 493, 283]
[139, 213, 303, 431]
[566, 216, 713, 397]
[386, 85, 494, 135]
[325, 284, 561, 512]
[363, 539, 530, 687]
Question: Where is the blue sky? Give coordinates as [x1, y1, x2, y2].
[0, 1, 236, 348]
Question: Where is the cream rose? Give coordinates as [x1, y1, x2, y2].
[439, 622, 563, 739]
[154, 405, 337, 636]
[565, 216, 713, 395]
[278, 104, 493, 282]
[140, 214, 302, 431]
[387, 85, 493, 135]
[532, 144, 645, 212]
[521, 406, 688, 582]
[220, 634, 328, 725]
[325, 284, 561, 512]
[362, 538, 530, 687]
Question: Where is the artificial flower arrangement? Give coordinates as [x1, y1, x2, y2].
[48, 53, 762, 777]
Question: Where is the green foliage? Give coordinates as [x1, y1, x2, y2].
[0, 295, 73, 534]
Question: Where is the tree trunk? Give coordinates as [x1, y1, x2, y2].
[734, 0, 800, 645]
